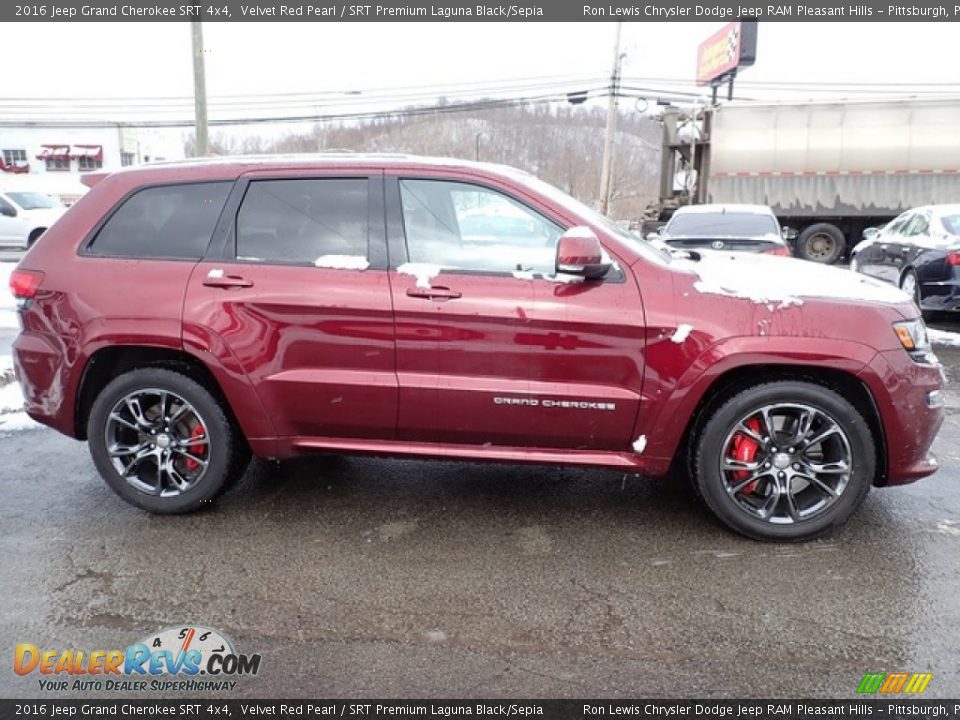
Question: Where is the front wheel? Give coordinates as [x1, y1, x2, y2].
[88, 368, 247, 513]
[693, 381, 875, 541]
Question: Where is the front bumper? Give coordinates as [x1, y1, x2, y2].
[858, 348, 945, 485]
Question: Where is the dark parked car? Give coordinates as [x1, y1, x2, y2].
[8, 155, 944, 540]
[851, 204, 960, 317]
[651, 204, 792, 256]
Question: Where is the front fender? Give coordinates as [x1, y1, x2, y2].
[636, 334, 878, 476]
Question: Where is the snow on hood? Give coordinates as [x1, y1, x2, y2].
[674, 251, 910, 307]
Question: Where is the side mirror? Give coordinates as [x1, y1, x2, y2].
[0, 204, 17, 218]
[556, 226, 610, 280]
[780, 226, 798, 241]
[862, 227, 879, 241]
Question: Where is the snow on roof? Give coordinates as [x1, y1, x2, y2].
[673, 204, 775, 216]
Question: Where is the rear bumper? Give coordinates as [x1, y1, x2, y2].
[858, 349, 945, 485]
[12, 329, 78, 438]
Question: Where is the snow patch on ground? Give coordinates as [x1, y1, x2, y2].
[0, 366, 37, 434]
[632, 435, 647, 454]
[670, 324, 693, 344]
[677, 252, 909, 307]
[929, 328, 960, 348]
[313, 255, 370, 271]
[397, 263, 442, 289]
[0, 262, 18, 330]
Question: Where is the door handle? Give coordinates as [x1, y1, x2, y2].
[406, 286, 462, 300]
[203, 275, 254, 289]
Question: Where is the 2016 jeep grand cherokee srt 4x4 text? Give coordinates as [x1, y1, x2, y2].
[9, 155, 944, 540]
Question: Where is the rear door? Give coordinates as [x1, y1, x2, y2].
[182, 170, 397, 441]
[386, 175, 645, 450]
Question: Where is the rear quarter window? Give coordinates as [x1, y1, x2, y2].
[88, 182, 231, 259]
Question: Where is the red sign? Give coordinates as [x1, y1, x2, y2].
[696, 21, 756, 86]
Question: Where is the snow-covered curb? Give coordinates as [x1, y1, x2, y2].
[0, 355, 38, 434]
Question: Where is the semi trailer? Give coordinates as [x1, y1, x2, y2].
[645, 97, 960, 263]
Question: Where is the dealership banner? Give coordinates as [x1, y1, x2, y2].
[5, 0, 960, 22]
[3, 700, 960, 718]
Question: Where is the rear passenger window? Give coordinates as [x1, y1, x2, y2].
[90, 182, 230, 259]
[236, 179, 368, 265]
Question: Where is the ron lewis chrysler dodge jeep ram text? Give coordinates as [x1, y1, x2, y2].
[9, 155, 945, 540]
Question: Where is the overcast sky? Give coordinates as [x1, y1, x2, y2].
[4, 22, 958, 131]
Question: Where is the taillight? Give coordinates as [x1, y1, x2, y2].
[763, 245, 792, 257]
[9, 269, 45, 300]
[946, 251, 960, 266]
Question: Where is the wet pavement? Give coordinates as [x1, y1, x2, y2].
[1, 315, 960, 700]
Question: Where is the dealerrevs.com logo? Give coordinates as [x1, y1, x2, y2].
[14, 625, 261, 693]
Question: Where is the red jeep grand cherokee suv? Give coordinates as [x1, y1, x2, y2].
[9, 155, 944, 540]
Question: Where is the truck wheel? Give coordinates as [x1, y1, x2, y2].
[797, 224, 845, 264]
[693, 381, 874, 542]
[88, 368, 247, 514]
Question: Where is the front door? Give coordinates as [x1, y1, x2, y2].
[386, 176, 645, 450]
[183, 171, 397, 441]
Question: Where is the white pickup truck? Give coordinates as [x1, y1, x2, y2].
[0, 190, 67, 249]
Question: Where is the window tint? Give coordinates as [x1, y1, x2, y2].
[399, 179, 562, 275]
[666, 212, 778, 238]
[887, 213, 912, 235]
[90, 182, 231, 259]
[236, 179, 368, 264]
[0, 197, 16, 215]
[903, 213, 930, 237]
[943, 214, 960, 236]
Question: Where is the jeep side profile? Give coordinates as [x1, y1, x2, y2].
[9, 155, 944, 540]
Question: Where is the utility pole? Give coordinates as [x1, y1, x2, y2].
[598, 21, 623, 216]
[191, 20, 209, 157]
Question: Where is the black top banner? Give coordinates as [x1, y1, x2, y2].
[3, 699, 960, 719]
[6, 0, 960, 22]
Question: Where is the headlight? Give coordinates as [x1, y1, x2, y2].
[894, 319, 933, 361]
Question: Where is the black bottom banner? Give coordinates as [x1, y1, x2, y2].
[3, 700, 960, 720]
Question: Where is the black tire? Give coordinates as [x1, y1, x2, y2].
[900, 269, 934, 322]
[27, 228, 45, 248]
[87, 367, 247, 513]
[796, 223, 845, 264]
[693, 381, 875, 542]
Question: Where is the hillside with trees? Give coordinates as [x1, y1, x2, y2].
[186, 103, 662, 220]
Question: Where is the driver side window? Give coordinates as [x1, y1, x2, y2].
[399, 179, 563, 276]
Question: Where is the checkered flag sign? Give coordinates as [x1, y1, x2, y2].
[725, 26, 740, 62]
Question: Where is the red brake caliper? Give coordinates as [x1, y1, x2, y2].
[184, 423, 207, 472]
[730, 418, 762, 494]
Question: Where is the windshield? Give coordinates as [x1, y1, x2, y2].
[666, 212, 778, 238]
[511, 171, 671, 264]
[943, 214, 960, 236]
[6, 191, 60, 210]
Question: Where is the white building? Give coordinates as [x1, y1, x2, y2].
[0, 125, 185, 204]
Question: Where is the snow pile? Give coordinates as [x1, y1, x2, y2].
[0, 262, 17, 330]
[670, 324, 693, 344]
[397, 263, 442, 289]
[929, 328, 960, 348]
[0, 355, 37, 433]
[676, 252, 909, 307]
[314, 255, 370, 271]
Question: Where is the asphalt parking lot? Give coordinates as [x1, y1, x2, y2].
[1, 261, 960, 699]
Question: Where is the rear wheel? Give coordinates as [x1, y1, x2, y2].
[88, 368, 247, 513]
[27, 228, 45, 248]
[796, 223, 845, 264]
[693, 381, 875, 541]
